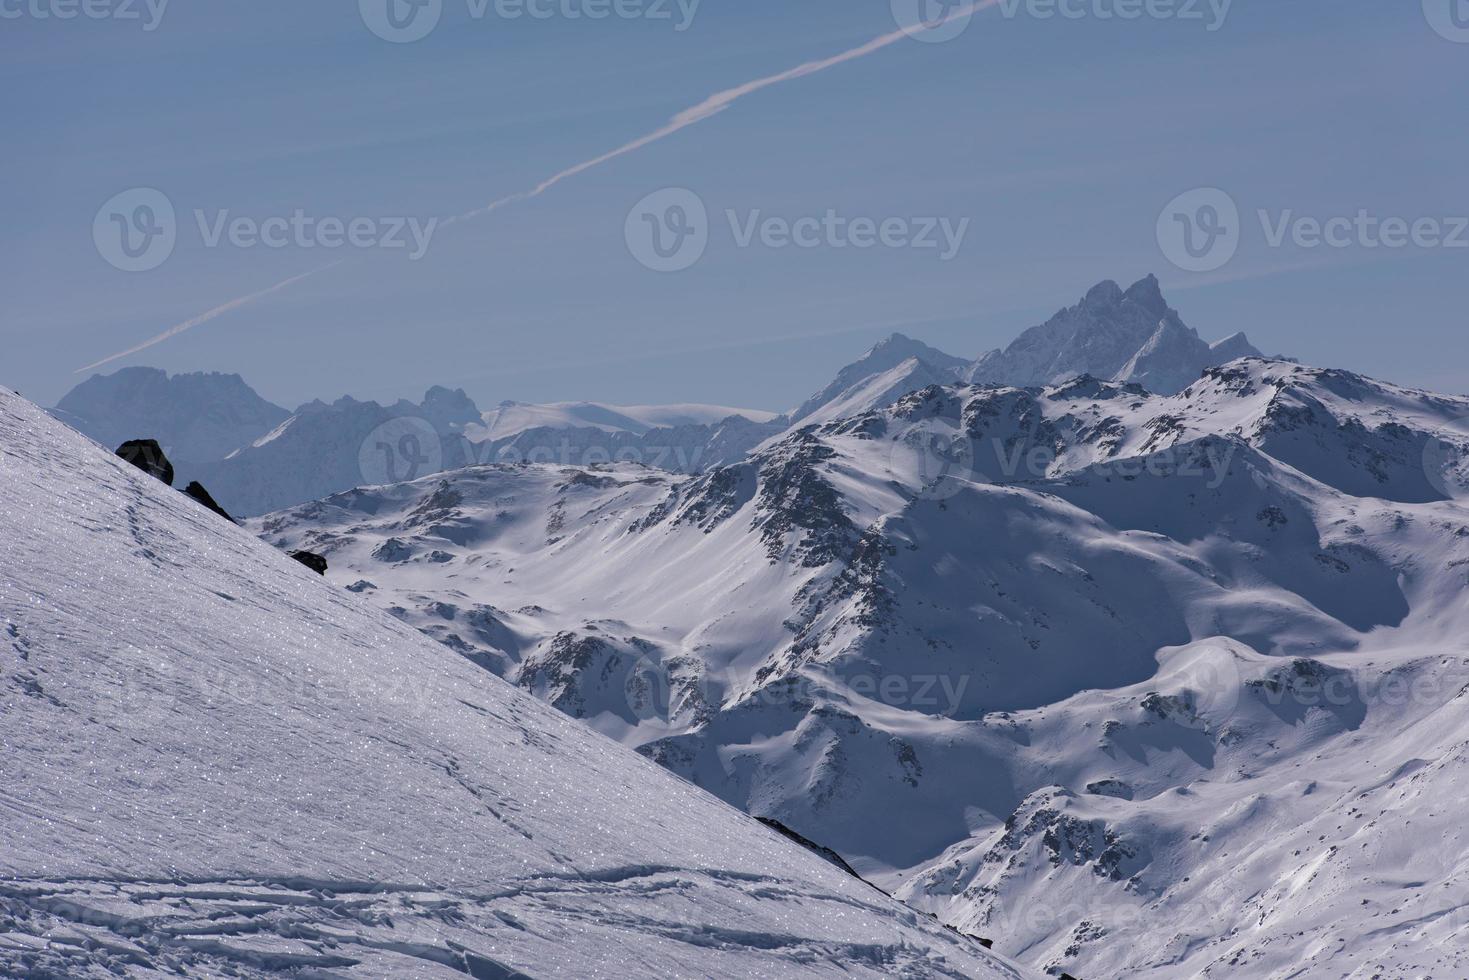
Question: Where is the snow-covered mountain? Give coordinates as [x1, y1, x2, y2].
[967, 275, 1261, 394]
[52, 366, 290, 475]
[472, 400, 778, 441]
[791, 334, 970, 425]
[0, 385, 1029, 979]
[50, 276, 1257, 521]
[791, 276, 1264, 427]
[257, 357, 1469, 978]
[467, 412, 786, 478]
[51, 373, 785, 517]
[187, 385, 485, 518]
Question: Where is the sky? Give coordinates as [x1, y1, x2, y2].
[4, 0, 1467, 413]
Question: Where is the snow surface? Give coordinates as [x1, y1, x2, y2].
[259, 357, 1469, 978]
[0, 387, 1028, 979]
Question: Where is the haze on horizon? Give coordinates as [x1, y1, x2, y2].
[5, 0, 1466, 412]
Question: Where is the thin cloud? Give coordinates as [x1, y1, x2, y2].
[76, 263, 342, 375]
[450, 0, 997, 222]
[79, 3, 994, 371]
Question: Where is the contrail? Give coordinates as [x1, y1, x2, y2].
[450, 0, 998, 222]
[76, 263, 342, 375]
[80, 2, 993, 370]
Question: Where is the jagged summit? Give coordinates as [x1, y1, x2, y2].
[791, 276, 1266, 427]
[966, 274, 1257, 394]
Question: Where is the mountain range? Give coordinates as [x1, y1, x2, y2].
[252, 356, 1469, 978]
[50, 275, 1265, 518]
[20, 273, 1469, 976]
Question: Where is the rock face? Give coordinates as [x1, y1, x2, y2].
[289, 550, 328, 575]
[183, 481, 235, 523]
[115, 439, 174, 486]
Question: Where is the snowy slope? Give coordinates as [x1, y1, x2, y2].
[257, 357, 1469, 978]
[0, 388, 1030, 979]
[791, 334, 969, 425]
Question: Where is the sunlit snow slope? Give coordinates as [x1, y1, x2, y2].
[0, 388, 1029, 979]
[259, 358, 1469, 978]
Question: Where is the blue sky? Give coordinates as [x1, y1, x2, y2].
[4, 0, 1466, 412]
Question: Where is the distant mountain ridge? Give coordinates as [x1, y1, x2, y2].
[472, 400, 779, 441]
[967, 274, 1261, 393]
[788, 275, 1263, 426]
[50, 275, 1268, 516]
[52, 366, 290, 472]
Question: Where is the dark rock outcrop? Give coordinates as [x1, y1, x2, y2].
[289, 550, 328, 576]
[183, 481, 235, 523]
[756, 817, 864, 881]
[115, 439, 174, 486]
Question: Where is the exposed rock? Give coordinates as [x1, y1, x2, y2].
[115, 439, 174, 486]
[289, 550, 328, 575]
[183, 481, 235, 523]
[757, 817, 865, 881]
